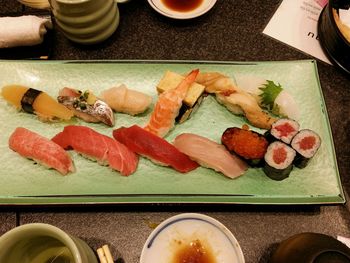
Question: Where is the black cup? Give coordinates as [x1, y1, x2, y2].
[318, 0, 350, 74]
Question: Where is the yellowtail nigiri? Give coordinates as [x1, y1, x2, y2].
[1, 85, 73, 121]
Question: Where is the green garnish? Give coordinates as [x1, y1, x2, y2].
[259, 80, 283, 111]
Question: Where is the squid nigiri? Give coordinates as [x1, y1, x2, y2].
[144, 69, 199, 137]
[52, 125, 138, 176]
[100, 84, 152, 115]
[1, 85, 73, 121]
[113, 125, 199, 173]
[9, 127, 74, 175]
[234, 75, 300, 120]
[173, 133, 248, 179]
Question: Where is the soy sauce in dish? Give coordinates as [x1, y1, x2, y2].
[171, 239, 217, 263]
[161, 0, 204, 12]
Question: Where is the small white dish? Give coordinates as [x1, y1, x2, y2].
[140, 213, 245, 263]
[147, 0, 217, 19]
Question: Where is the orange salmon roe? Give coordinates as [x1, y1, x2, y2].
[222, 127, 268, 159]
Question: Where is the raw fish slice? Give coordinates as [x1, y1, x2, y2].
[52, 125, 138, 176]
[100, 84, 152, 115]
[2, 85, 73, 121]
[113, 125, 199, 173]
[9, 127, 74, 175]
[58, 87, 115, 127]
[144, 69, 199, 137]
[173, 133, 248, 179]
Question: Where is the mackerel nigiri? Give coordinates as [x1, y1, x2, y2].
[113, 125, 199, 173]
[58, 87, 115, 127]
[173, 133, 248, 179]
[9, 127, 74, 175]
[52, 125, 138, 176]
[2, 85, 73, 121]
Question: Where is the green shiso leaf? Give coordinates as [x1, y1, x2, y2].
[259, 80, 283, 111]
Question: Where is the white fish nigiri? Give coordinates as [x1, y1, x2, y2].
[235, 75, 300, 120]
[173, 133, 248, 179]
[100, 84, 152, 115]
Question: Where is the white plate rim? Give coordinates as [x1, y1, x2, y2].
[147, 0, 217, 19]
[140, 212, 245, 263]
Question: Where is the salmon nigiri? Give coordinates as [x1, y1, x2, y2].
[52, 125, 138, 176]
[9, 127, 74, 175]
[144, 69, 199, 137]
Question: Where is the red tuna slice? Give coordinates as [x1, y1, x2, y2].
[113, 125, 199, 173]
[52, 125, 138, 176]
[9, 127, 74, 175]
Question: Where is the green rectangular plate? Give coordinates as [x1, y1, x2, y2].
[0, 60, 344, 205]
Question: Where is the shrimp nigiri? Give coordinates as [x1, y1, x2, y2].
[144, 69, 199, 137]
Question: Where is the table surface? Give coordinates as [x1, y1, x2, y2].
[1, 1, 350, 262]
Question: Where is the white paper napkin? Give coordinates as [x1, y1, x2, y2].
[0, 15, 52, 48]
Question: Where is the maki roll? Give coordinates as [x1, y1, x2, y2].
[221, 125, 269, 166]
[265, 118, 300, 144]
[263, 141, 296, 181]
[291, 129, 321, 168]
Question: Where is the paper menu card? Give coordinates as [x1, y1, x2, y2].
[263, 0, 331, 64]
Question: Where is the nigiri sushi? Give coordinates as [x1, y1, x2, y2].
[113, 125, 199, 173]
[52, 125, 138, 176]
[2, 85, 73, 121]
[195, 72, 277, 129]
[173, 133, 248, 179]
[144, 69, 199, 137]
[156, 71, 205, 123]
[58, 87, 115, 127]
[9, 127, 74, 175]
[235, 75, 300, 120]
[100, 84, 152, 115]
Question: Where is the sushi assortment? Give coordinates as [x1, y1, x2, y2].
[1, 69, 322, 181]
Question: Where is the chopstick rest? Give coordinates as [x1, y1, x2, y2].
[0, 15, 52, 48]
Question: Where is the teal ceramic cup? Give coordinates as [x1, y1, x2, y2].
[0, 223, 98, 263]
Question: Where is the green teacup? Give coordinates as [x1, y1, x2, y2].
[49, 0, 125, 44]
[0, 223, 98, 263]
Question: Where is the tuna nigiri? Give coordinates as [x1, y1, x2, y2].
[113, 125, 199, 173]
[144, 69, 199, 137]
[9, 127, 74, 175]
[173, 133, 248, 179]
[52, 125, 138, 176]
[2, 85, 73, 121]
[100, 84, 152, 115]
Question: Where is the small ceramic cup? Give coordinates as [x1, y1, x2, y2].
[49, 0, 126, 44]
[0, 223, 98, 263]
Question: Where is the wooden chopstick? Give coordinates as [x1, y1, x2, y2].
[97, 245, 114, 263]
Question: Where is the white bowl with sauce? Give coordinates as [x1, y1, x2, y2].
[147, 0, 217, 19]
[140, 213, 245, 263]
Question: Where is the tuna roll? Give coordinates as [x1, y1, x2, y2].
[291, 129, 321, 168]
[265, 118, 300, 144]
[263, 141, 296, 181]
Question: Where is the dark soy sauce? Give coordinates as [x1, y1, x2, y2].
[161, 0, 204, 12]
